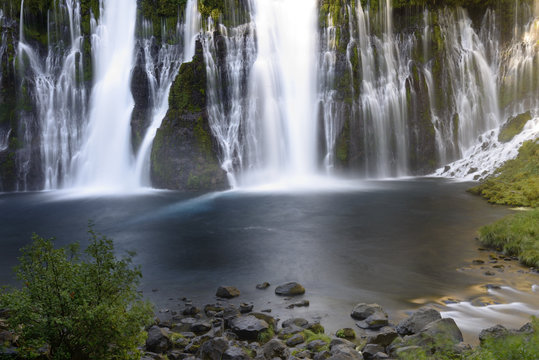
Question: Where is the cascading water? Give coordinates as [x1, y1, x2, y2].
[204, 0, 319, 186]
[133, 0, 199, 186]
[72, 0, 137, 190]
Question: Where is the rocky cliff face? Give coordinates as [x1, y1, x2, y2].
[150, 40, 227, 191]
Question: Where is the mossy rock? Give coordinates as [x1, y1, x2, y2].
[498, 111, 532, 143]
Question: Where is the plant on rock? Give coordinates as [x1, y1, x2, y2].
[0, 225, 154, 360]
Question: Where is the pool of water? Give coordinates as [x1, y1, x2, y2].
[0, 178, 537, 340]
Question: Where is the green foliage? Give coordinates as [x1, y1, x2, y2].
[0, 225, 154, 360]
[498, 112, 532, 143]
[478, 209, 539, 268]
[469, 140, 539, 208]
[257, 325, 275, 344]
[469, 318, 539, 360]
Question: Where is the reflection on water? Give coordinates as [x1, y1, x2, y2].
[0, 178, 537, 338]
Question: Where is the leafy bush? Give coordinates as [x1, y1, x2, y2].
[478, 209, 539, 267]
[0, 226, 154, 359]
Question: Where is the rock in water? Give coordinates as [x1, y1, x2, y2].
[216, 286, 241, 298]
[396, 308, 442, 336]
[275, 282, 305, 296]
[230, 315, 269, 341]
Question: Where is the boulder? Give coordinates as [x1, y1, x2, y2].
[286, 332, 306, 346]
[421, 318, 463, 344]
[307, 339, 329, 352]
[314, 350, 332, 360]
[361, 344, 384, 360]
[396, 308, 442, 336]
[336, 328, 356, 340]
[199, 337, 228, 360]
[263, 339, 290, 359]
[275, 282, 305, 296]
[216, 286, 241, 299]
[282, 318, 309, 329]
[223, 346, 251, 360]
[365, 326, 398, 347]
[240, 303, 253, 314]
[230, 315, 269, 341]
[351, 304, 388, 329]
[256, 282, 271, 290]
[328, 344, 363, 360]
[479, 324, 509, 344]
[146, 325, 172, 353]
[190, 321, 212, 334]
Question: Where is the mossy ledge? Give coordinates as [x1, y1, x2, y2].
[150, 40, 227, 191]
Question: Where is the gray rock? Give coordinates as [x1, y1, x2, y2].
[275, 282, 305, 296]
[199, 337, 228, 360]
[278, 324, 304, 338]
[396, 308, 442, 336]
[166, 350, 191, 360]
[361, 344, 384, 360]
[251, 312, 277, 327]
[216, 286, 241, 299]
[371, 352, 389, 360]
[328, 344, 363, 360]
[257, 282, 271, 290]
[421, 318, 463, 344]
[146, 325, 172, 353]
[350, 303, 383, 320]
[230, 315, 270, 341]
[336, 328, 356, 340]
[366, 327, 398, 347]
[205, 304, 225, 315]
[183, 306, 201, 316]
[307, 340, 329, 352]
[223, 346, 251, 360]
[329, 338, 357, 350]
[479, 324, 509, 344]
[286, 333, 306, 347]
[283, 318, 309, 328]
[191, 321, 212, 334]
[240, 303, 254, 314]
[517, 322, 534, 334]
[263, 339, 290, 359]
[314, 350, 331, 360]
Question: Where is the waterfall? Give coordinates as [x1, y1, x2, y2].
[71, 0, 137, 190]
[17, 0, 86, 189]
[203, 0, 319, 186]
[133, 1, 199, 187]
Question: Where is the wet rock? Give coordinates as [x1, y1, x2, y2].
[396, 308, 442, 336]
[283, 318, 309, 329]
[365, 327, 398, 347]
[351, 304, 388, 329]
[250, 312, 276, 327]
[146, 325, 172, 353]
[361, 344, 384, 360]
[479, 324, 509, 344]
[472, 259, 485, 265]
[230, 315, 269, 341]
[223, 346, 251, 360]
[307, 323, 325, 334]
[205, 304, 225, 315]
[216, 286, 241, 299]
[484, 271, 495, 276]
[183, 306, 201, 316]
[307, 339, 329, 352]
[191, 321, 212, 334]
[314, 350, 332, 360]
[256, 282, 271, 290]
[275, 282, 305, 296]
[328, 344, 363, 360]
[286, 332, 306, 346]
[199, 337, 228, 360]
[336, 328, 356, 340]
[263, 339, 290, 359]
[240, 303, 254, 314]
[291, 300, 310, 308]
[278, 324, 304, 338]
[371, 353, 388, 360]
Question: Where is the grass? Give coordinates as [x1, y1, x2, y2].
[468, 140, 539, 208]
[397, 317, 538, 360]
[478, 209, 539, 268]
[498, 111, 532, 143]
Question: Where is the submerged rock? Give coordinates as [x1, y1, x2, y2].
[275, 282, 305, 296]
[216, 286, 241, 299]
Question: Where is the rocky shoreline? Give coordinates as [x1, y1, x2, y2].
[138, 280, 534, 360]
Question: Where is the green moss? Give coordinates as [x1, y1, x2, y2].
[469, 140, 539, 208]
[478, 209, 539, 268]
[303, 330, 331, 352]
[257, 325, 275, 344]
[336, 118, 350, 165]
[498, 111, 532, 143]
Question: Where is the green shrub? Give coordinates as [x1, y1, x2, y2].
[478, 209, 539, 267]
[469, 318, 539, 360]
[0, 226, 154, 359]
